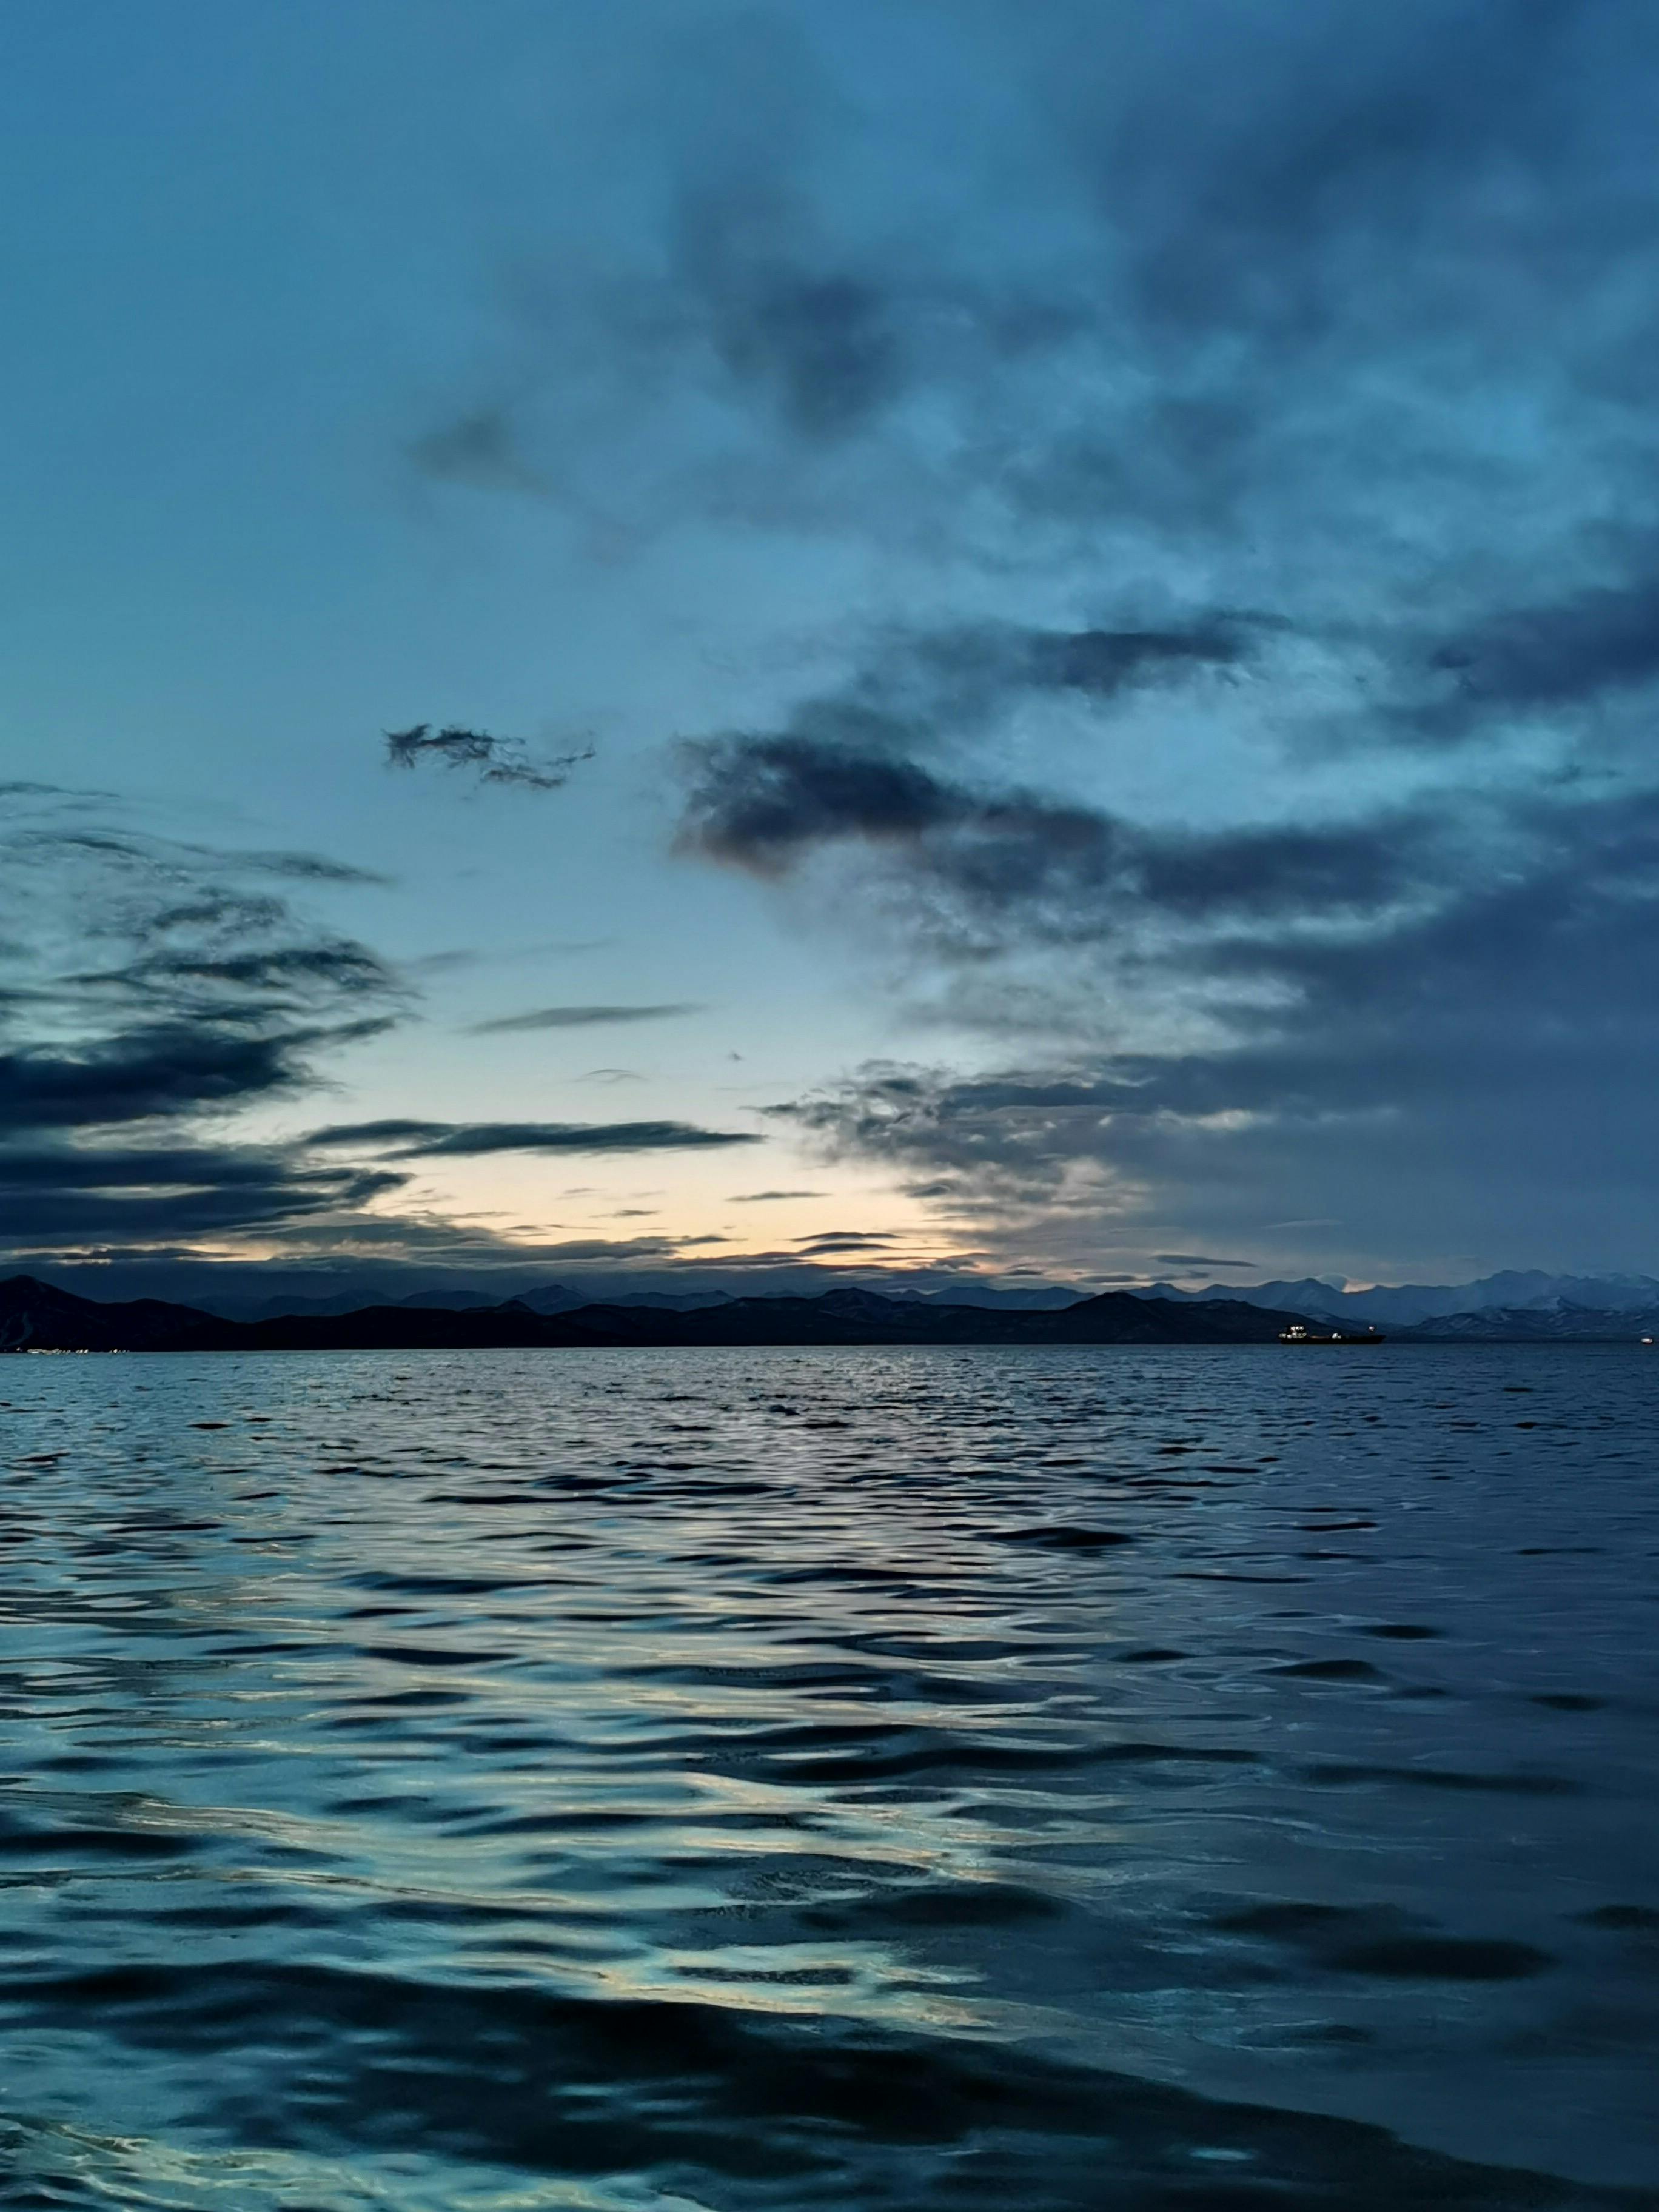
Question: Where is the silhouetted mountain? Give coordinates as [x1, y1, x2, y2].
[511, 1282, 1076, 1315]
[169, 1303, 566, 1352]
[26, 1265, 1659, 1350]
[232, 1287, 508, 1321]
[165, 1285, 1307, 1350]
[1135, 1270, 1659, 1325]
[0, 1274, 1311, 1352]
[1398, 1304, 1659, 1341]
[63, 1259, 1104, 1320]
[506, 1284, 738, 1316]
[506, 1282, 587, 1315]
[239, 1291, 389, 1320]
[1137, 1275, 1353, 1316]
[0, 1276, 213, 1352]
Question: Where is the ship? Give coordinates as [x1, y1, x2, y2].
[1278, 1322, 1386, 1345]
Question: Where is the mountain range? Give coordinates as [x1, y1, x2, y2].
[0, 1275, 1304, 1353]
[28, 1258, 1659, 1330]
[7, 1270, 1659, 1355]
[1131, 1270, 1659, 1325]
[213, 1278, 1096, 1323]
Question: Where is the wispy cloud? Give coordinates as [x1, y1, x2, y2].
[467, 1002, 702, 1035]
[0, 791, 409, 1254]
[306, 1118, 760, 1158]
[793, 1229, 897, 1254]
[406, 403, 549, 498]
[384, 725, 592, 793]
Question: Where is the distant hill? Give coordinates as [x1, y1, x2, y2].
[0, 1275, 1307, 1352]
[1134, 1270, 1659, 1326]
[14, 1268, 1659, 1350]
[213, 1282, 737, 1323]
[503, 1287, 1301, 1347]
[1396, 1304, 1659, 1341]
[513, 1285, 737, 1315]
[0, 1276, 214, 1352]
[230, 1286, 508, 1321]
[508, 1281, 1084, 1317]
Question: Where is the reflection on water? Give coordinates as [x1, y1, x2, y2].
[0, 1345, 1655, 2209]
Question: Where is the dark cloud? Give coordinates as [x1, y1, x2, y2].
[73, 944, 392, 1011]
[0, 812, 403, 1141]
[0, 1020, 392, 1136]
[416, 2, 1659, 565]
[0, 800, 762, 1275]
[679, 731, 1433, 947]
[676, 179, 902, 441]
[681, 618, 1258, 794]
[413, 5, 1659, 1274]
[1156, 1255, 1256, 1270]
[307, 1118, 760, 1158]
[0, 1144, 384, 1196]
[1416, 574, 1659, 732]
[670, 609, 1417, 953]
[27, 828, 387, 888]
[0, 798, 417, 1257]
[407, 404, 549, 497]
[468, 1002, 702, 1035]
[775, 774, 1659, 1269]
[679, 739, 953, 873]
[413, 1, 1659, 773]
[1022, 623, 1258, 693]
[384, 725, 592, 793]
[729, 1188, 825, 1202]
[0, 1144, 404, 1248]
[1081, 0, 1592, 338]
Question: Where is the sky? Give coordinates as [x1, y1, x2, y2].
[7, 0, 1659, 1301]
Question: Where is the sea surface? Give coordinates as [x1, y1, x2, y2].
[0, 1346, 1657, 2211]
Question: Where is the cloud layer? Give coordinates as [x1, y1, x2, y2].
[771, 772, 1659, 1272]
[605, 1, 1659, 1272]
[0, 794, 759, 1272]
[21, 4, 1659, 1284]
[0, 794, 410, 1254]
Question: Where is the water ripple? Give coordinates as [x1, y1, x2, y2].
[0, 1343, 1656, 2207]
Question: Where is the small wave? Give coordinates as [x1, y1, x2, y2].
[3, 1963, 1639, 2210]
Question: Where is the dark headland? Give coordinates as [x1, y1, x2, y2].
[0, 1274, 1315, 1353]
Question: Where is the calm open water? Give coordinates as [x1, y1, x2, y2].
[0, 1345, 1656, 2211]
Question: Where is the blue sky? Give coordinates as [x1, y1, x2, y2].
[7, 1, 1659, 1297]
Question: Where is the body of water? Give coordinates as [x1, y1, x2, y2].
[1, 1346, 1656, 2210]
